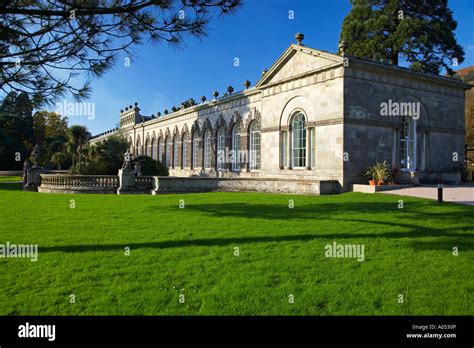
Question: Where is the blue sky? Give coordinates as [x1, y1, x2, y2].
[59, 0, 474, 135]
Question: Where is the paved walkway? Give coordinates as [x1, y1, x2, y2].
[380, 184, 474, 206]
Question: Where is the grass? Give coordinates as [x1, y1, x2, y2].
[0, 176, 21, 183]
[0, 183, 472, 315]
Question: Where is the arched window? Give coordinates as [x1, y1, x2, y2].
[217, 127, 225, 170]
[151, 138, 155, 160]
[136, 138, 141, 156]
[400, 117, 416, 170]
[249, 121, 261, 170]
[192, 131, 199, 168]
[145, 139, 149, 157]
[128, 137, 133, 155]
[165, 136, 171, 167]
[158, 139, 163, 163]
[291, 113, 306, 168]
[173, 134, 179, 169]
[232, 125, 241, 171]
[182, 133, 188, 169]
[204, 130, 212, 169]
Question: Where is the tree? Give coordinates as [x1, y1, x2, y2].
[68, 125, 90, 166]
[51, 152, 67, 170]
[74, 134, 129, 175]
[33, 111, 69, 144]
[0, 91, 34, 169]
[339, 0, 465, 75]
[0, 0, 241, 106]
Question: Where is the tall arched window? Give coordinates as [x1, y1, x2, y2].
[204, 130, 212, 169]
[192, 132, 199, 168]
[291, 113, 306, 168]
[400, 117, 416, 170]
[145, 139, 149, 157]
[158, 139, 163, 162]
[151, 138, 155, 160]
[217, 127, 225, 170]
[136, 138, 141, 156]
[182, 133, 188, 169]
[165, 136, 171, 167]
[232, 125, 241, 171]
[128, 138, 133, 155]
[173, 134, 179, 169]
[249, 121, 261, 170]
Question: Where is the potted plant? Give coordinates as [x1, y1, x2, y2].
[365, 161, 389, 186]
[389, 165, 400, 185]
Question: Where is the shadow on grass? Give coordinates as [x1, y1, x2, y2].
[0, 183, 22, 191]
[153, 201, 474, 226]
[38, 227, 474, 254]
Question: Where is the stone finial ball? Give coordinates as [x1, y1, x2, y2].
[295, 32, 304, 45]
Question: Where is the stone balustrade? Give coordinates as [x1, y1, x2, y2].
[134, 176, 154, 186]
[39, 174, 119, 194]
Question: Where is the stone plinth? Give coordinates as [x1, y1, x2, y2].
[352, 184, 414, 194]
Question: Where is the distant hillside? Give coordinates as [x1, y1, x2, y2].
[454, 66, 474, 163]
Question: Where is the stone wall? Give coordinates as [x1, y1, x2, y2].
[342, 59, 469, 188]
[152, 177, 341, 195]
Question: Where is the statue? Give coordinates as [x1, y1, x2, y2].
[30, 144, 41, 168]
[134, 162, 142, 177]
[122, 151, 133, 170]
[22, 160, 31, 186]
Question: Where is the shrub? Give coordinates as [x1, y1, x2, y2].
[70, 161, 107, 175]
[133, 155, 168, 176]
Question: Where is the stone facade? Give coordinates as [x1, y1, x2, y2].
[90, 38, 470, 193]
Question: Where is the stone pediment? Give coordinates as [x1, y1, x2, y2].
[256, 44, 342, 87]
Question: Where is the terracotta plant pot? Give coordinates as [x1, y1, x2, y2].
[369, 180, 376, 186]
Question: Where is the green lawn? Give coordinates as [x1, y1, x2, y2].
[0, 183, 472, 315]
[0, 176, 21, 183]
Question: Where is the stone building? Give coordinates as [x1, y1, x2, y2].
[90, 34, 470, 193]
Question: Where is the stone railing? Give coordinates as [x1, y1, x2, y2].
[39, 174, 119, 194]
[135, 176, 154, 186]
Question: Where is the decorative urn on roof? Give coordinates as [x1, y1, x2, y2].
[295, 32, 304, 45]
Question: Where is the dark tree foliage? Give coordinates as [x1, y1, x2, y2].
[0, 0, 241, 106]
[134, 155, 169, 176]
[0, 91, 34, 169]
[339, 0, 465, 75]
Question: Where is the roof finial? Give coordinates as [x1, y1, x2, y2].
[295, 32, 304, 45]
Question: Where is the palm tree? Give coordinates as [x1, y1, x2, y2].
[66, 140, 77, 168]
[51, 152, 66, 170]
[68, 125, 90, 165]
